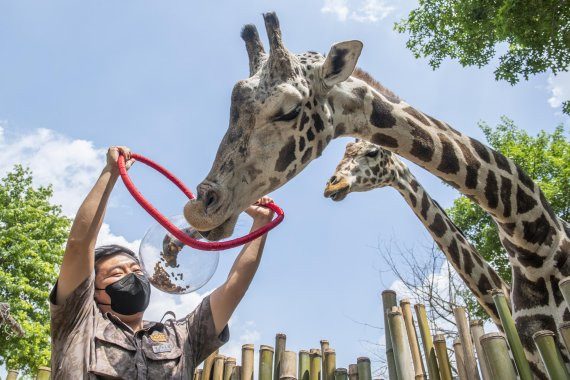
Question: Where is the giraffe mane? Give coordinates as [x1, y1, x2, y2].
[352, 67, 400, 102]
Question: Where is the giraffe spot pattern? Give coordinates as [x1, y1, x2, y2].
[512, 266, 549, 311]
[523, 213, 555, 246]
[554, 240, 570, 276]
[516, 164, 535, 191]
[436, 134, 460, 174]
[299, 112, 310, 132]
[448, 238, 460, 266]
[402, 106, 430, 125]
[489, 269, 504, 288]
[456, 140, 480, 189]
[312, 114, 324, 132]
[461, 247, 474, 275]
[470, 138, 491, 163]
[334, 123, 346, 138]
[369, 94, 396, 129]
[371, 133, 398, 148]
[408, 118, 435, 162]
[307, 128, 315, 142]
[540, 190, 560, 229]
[299, 137, 306, 152]
[515, 313, 558, 359]
[516, 185, 538, 214]
[301, 147, 313, 164]
[274, 136, 296, 172]
[498, 221, 516, 236]
[428, 213, 447, 238]
[499, 176, 512, 218]
[492, 150, 512, 174]
[551, 275, 565, 306]
[316, 141, 324, 157]
[409, 193, 417, 208]
[502, 238, 545, 268]
[427, 115, 447, 131]
[420, 192, 430, 220]
[477, 275, 493, 295]
[484, 171, 499, 209]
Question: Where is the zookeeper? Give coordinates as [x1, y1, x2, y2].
[49, 146, 275, 379]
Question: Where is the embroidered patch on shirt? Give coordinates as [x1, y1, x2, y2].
[152, 343, 172, 353]
[150, 332, 167, 342]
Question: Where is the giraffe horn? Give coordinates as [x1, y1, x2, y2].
[263, 12, 285, 55]
[241, 24, 266, 76]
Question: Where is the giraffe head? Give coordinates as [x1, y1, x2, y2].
[324, 139, 400, 201]
[184, 12, 363, 239]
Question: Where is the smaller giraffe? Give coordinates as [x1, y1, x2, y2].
[324, 139, 511, 327]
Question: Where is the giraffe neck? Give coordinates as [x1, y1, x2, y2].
[329, 77, 565, 272]
[388, 160, 510, 326]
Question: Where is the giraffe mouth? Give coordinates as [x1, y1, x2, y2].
[324, 180, 351, 202]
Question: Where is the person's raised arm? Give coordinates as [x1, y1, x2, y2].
[209, 197, 275, 335]
[54, 146, 135, 305]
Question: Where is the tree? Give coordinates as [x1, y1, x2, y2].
[0, 166, 70, 377]
[447, 117, 570, 319]
[395, 0, 570, 114]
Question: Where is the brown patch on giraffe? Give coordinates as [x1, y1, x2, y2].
[286, 167, 297, 180]
[402, 106, 430, 125]
[477, 274, 493, 294]
[456, 139, 480, 189]
[447, 238, 460, 265]
[299, 136, 306, 152]
[512, 266, 549, 311]
[408, 118, 435, 162]
[371, 133, 398, 148]
[489, 269, 504, 288]
[426, 115, 447, 131]
[436, 134, 460, 174]
[472, 252, 484, 267]
[369, 94, 396, 129]
[274, 136, 296, 172]
[470, 138, 491, 163]
[334, 123, 346, 138]
[299, 112, 310, 132]
[523, 214, 555, 246]
[312, 113, 325, 132]
[551, 275, 566, 306]
[499, 176, 512, 218]
[420, 191, 430, 220]
[410, 179, 419, 192]
[301, 147, 313, 164]
[307, 127, 315, 142]
[516, 164, 535, 191]
[461, 247, 474, 275]
[498, 221, 516, 236]
[540, 190, 560, 229]
[408, 193, 417, 208]
[428, 213, 447, 238]
[515, 313, 557, 372]
[484, 171, 499, 209]
[268, 177, 280, 190]
[502, 237, 546, 268]
[516, 185, 537, 214]
[492, 150, 512, 174]
[554, 240, 570, 276]
[352, 68, 400, 103]
[316, 140, 324, 157]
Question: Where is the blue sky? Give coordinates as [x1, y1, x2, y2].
[1, 0, 569, 376]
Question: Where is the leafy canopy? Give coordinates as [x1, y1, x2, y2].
[447, 117, 570, 320]
[395, 0, 570, 113]
[0, 166, 70, 376]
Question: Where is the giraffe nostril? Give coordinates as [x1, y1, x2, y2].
[204, 190, 219, 211]
[330, 175, 339, 185]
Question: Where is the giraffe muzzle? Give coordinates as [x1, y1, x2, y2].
[323, 177, 351, 202]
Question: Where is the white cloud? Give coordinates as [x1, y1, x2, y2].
[547, 71, 570, 109]
[321, 0, 395, 23]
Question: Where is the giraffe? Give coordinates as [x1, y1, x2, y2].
[323, 139, 511, 328]
[183, 13, 570, 377]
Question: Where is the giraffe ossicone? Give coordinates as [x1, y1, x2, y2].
[184, 12, 570, 378]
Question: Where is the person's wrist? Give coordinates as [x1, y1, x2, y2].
[102, 163, 120, 177]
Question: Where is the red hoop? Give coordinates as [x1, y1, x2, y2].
[118, 153, 284, 251]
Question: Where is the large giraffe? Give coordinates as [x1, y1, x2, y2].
[183, 13, 570, 377]
[323, 139, 511, 328]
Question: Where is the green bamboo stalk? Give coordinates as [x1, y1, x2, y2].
[324, 349, 336, 380]
[387, 307, 414, 380]
[36, 367, 51, 380]
[532, 330, 570, 379]
[299, 350, 310, 380]
[280, 351, 297, 380]
[334, 368, 348, 380]
[452, 307, 480, 380]
[479, 332, 517, 380]
[433, 334, 452, 380]
[452, 338, 468, 380]
[242, 344, 255, 380]
[196, 368, 203, 380]
[559, 321, 570, 352]
[382, 290, 399, 380]
[491, 289, 532, 380]
[357, 357, 372, 380]
[213, 355, 226, 380]
[224, 358, 237, 380]
[470, 320, 492, 380]
[400, 299, 425, 380]
[321, 340, 330, 380]
[275, 334, 287, 380]
[6, 370, 19, 380]
[348, 364, 358, 380]
[260, 345, 275, 380]
[231, 366, 242, 380]
[203, 349, 220, 380]
[414, 304, 440, 380]
[310, 349, 322, 380]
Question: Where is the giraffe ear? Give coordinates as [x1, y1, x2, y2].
[320, 40, 363, 88]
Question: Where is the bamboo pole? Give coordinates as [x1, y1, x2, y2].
[260, 345, 275, 380]
[433, 334, 452, 380]
[36, 367, 51, 380]
[348, 364, 359, 380]
[321, 340, 330, 380]
[275, 334, 287, 380]
[196, 369, 204, 380]
[452, 338, 468, 380]
[6, 370, 19, 380]
[280, 351, 297, 380]
[470, 320, 492, 380]
[213, 355, 226, 380]
[559, 277, 570, 307]
[559, 321, 570, 352]
[242, 344, 255, 380]
[387, 307, 414, 380]
[310, 349, 322, 380]
[532, 330, 570, 379]
[299, 350, 310, 380]
[324, 349, 337, 380]
[414, 304, 440, 380]
[203, 349, 220, 380]
[400, 299, 425, 380]
[334, 368, 348, 380]
[479, 332, 517, 380]
[357, 357, 372, 380]
[382, 290, 399, 380]
[452, 307, 480, 380]
[491, 289, 533, 380]
[231, 366, 242, 380]
[224, 358, 237, 380]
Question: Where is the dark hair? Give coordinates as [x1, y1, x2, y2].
[94, 244, 139, 273]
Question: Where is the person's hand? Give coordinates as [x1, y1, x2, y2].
[106, 146, 135, 173]
[245, 196, 275, 224]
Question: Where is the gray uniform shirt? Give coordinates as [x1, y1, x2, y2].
[49, 272, 229, 379]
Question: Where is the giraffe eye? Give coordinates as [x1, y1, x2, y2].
[274, 105, 302, 122]
[366, 149, 379, 158]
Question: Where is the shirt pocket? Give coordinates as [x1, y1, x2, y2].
[143, 343, 184, 380]
[91, 326, 137, 379]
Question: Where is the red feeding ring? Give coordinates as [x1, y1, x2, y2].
[118, 153, 284, 251]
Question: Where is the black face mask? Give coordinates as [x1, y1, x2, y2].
[96, 273, 151, 315]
